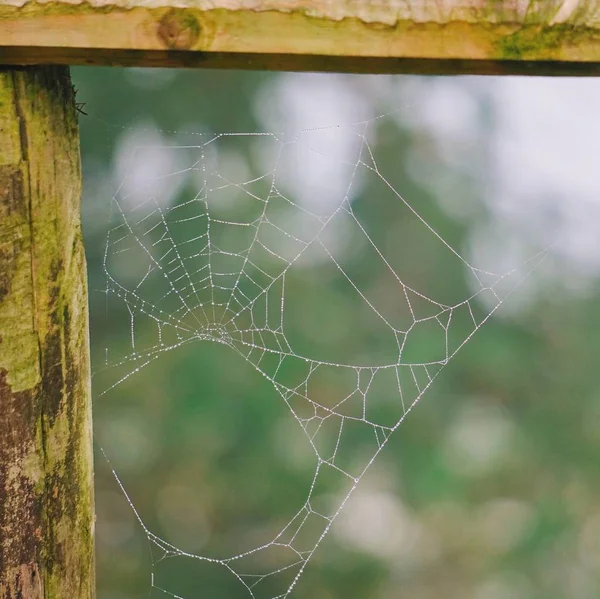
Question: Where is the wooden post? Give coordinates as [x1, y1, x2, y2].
[0, 67, 95, 598]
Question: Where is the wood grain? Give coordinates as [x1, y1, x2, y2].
[0, 66, 95, 599]
[1, 1, 600, 74]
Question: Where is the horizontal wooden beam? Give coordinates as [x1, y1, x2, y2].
[1, 1, 600, 74]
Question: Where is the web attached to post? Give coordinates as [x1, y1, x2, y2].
[98, 113, 545, 599]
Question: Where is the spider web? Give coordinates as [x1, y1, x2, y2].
[98, 113, 545, 599]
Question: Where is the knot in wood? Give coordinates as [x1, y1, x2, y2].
[158, 9, 201, 50]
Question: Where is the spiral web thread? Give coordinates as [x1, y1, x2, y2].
[100, 114, 543, 598]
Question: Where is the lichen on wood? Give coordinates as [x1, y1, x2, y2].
[0, 66, 95, 599]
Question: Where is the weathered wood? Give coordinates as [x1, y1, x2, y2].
[0, 66, 95, 599]
[1, 0, 600, 74]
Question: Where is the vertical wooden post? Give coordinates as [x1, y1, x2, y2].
[0, 67, 95, 598]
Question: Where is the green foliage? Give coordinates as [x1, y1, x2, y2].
[74, 67, 600, 599]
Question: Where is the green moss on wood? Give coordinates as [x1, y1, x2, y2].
[497, 23, 600, 60]
[0, 66, 95, 599]
[0, 0, 122, 20]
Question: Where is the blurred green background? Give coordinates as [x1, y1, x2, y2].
[73, 67, 600, 599]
